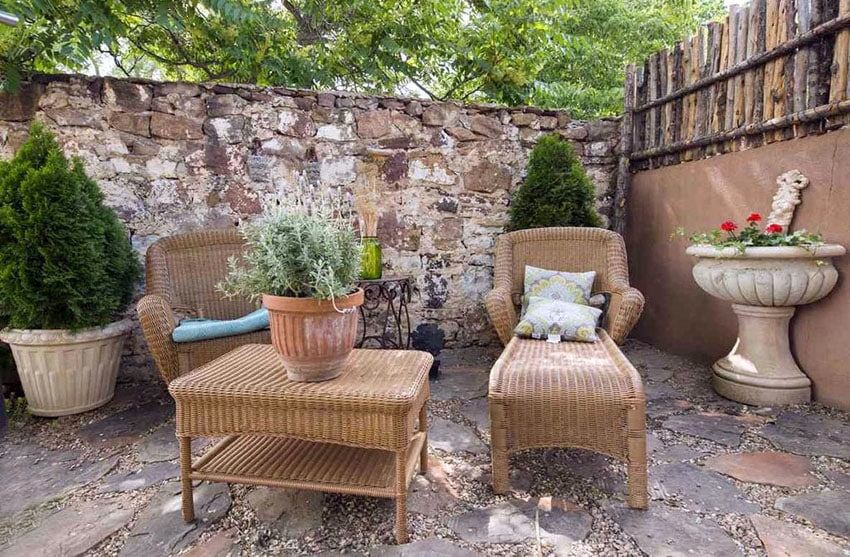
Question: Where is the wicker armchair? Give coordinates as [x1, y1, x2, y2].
[137, 229, 270, 384]
[484, 227, 648, 508]
[485, 227, 644, 346]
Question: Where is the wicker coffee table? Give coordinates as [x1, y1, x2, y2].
[168, 344, 432, 543]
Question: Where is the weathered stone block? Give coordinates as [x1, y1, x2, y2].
[446, 127, 477, 142]
[510, 112, 537, 127]
[406, 100, 423, 116]
[382, 152, 408, 183]
[109, 112, 151, 136]
[150, 112, 203, 140]
[538, 115, 558, 130]
[277, 109, 315, 138]
[356, 109, 394, 138]
[463, 160, 511, 193]
[203, 116, 245, 144]
[103, 79, 152, 111]
[560, 126, 589, 140]
[434, 217, 463, 250]
[0, 83, 42, 121]
[154, 82, 202, 97]
[586, 141, 613, 157]
[422, 103, 460, 127]
[206, 94, 247, 117]
[317, 92, 336, 107]
[44, 107, 103, 128]
[586, 119, 620, 140]
[205, 144, 246, 175]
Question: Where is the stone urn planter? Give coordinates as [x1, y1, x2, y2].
[263, 289, 364, 382]
[0, 320, 133, 417]
[686, 244, 846, 405]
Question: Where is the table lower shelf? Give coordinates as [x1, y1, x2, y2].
[190, 432, 427, 499]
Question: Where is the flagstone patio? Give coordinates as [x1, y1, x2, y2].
[1, 341, 849, 556]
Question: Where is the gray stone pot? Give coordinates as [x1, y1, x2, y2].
[686, 244, 846, 405]
[0, 320, 132, 416]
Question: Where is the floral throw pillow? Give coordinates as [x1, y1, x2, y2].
[522, 265, 596, 315]
[514, 296, 602, 343]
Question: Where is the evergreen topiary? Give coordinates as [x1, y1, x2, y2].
[508, 134, 602, 231]
[0, 123, 141, 330]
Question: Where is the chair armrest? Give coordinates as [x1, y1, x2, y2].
[485, 286, 518, 346]
[604, 286, 645, 345]
[137, 294, 180, 384]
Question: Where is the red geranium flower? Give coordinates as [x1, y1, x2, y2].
[746, 213, 762, 223]
[720, 221, 738, 232]
[766, 223, 783, 234]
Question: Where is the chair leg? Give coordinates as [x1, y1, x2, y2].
[626, 402, 648, 509]
[394, 450, 409, 543]
[179, 436, 195, 521]
[489, 397, 510, 494]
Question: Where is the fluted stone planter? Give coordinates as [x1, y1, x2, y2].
[687, 245, 846, 405]
[0, 320, 132, 417]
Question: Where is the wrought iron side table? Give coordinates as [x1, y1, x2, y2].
[355, 275, 412, 349]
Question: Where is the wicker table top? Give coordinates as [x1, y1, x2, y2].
[169, 345, 432, 448]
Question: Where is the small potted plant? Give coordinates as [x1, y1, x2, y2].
[684, 212, 844, 405]
[0, 124, 141, 416]
[219, 192, 363, 382]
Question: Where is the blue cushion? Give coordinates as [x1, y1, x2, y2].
[172, 308, 269, 343]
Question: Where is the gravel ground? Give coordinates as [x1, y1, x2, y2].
[1, 340, 849, 556]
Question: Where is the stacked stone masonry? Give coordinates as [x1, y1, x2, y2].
[0, 75, 621, 374]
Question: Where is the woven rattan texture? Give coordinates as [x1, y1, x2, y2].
[485, 228, 648, 508]
[137, 230, 271, 384]
[169, 346, 432, 449]
[485, 227, 644, 345]
[195, 435, 415, 495]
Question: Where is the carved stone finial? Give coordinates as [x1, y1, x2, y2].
[767, 170, 809, 229]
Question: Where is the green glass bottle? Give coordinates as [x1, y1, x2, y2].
[360, 237, 383, 279]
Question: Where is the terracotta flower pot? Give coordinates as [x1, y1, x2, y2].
[0, 319, 132, 416]
[263, 289, 364, 382]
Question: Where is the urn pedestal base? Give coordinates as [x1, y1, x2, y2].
[712, 304, 810, 406]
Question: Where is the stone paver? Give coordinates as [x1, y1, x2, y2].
[0, 444, 116, 517]
[652, 444, 706, 462]
[408, 456, 460, 516]
[448, 498, 591, 549]
[751, 515, 848, 557]
[646, 398, 693, 419]
[459, 398, 489, 432]
[429, 416, 487, 454]
[644, 381, 681, 401]
[609, 504, 742, 556]
[246, 487, 323, 537]
[183, 530, 241, 557]
[370, 537, 477, 556]
[759, 411, 850, 459]
[430, 370, 488, 401]
[97, 462, 180, 493]
[80, 399, 174, 448]
[0, 498, 133, 557]
[775, 491, 850, 539]
[825, 471, 850, 492]
[136, 425, 207, 463]
[662, 412, 754, 447]
[120, 481, 231, 557]
[650, 463, 759, 513]
[705, 452, 818, 488]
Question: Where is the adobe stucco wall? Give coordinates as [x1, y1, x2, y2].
[0, 75, 621, 374]
[626, 127, 850, 410]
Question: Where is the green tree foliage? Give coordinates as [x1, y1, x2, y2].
[508, 134, 601, 231]
[0, 124, 141, 329]
[0, 0, 722, 117]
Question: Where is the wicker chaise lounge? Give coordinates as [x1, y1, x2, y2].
[485, 227, 648, 508]
[137, 229, 271, 384]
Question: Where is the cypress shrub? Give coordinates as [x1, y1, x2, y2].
[0, 123, 141, 330]
[508, 134, 602, 231]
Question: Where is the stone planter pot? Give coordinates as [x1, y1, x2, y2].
[0, 320, 133, 417]
[686, 244, 846, 405]
[263, 289, 364, 382]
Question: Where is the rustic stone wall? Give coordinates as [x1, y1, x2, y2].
[0, 74, 620, 374]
